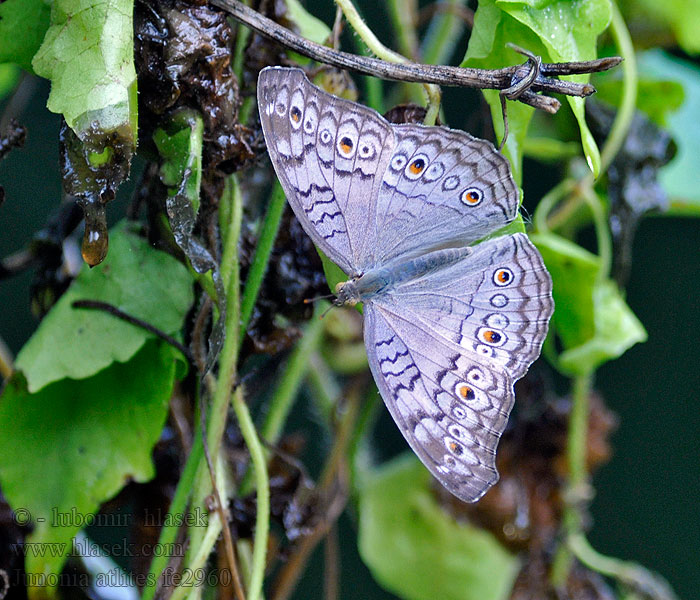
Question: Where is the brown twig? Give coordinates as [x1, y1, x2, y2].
[210, 0, 621, 114]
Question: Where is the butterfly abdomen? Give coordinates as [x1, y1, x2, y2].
[337, 246, 474, 305]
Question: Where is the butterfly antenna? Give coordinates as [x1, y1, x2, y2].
[303, 292, 335, 305]
[303, 293, 339, 319]
[319, 303, 337, 319]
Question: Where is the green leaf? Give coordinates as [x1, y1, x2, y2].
[32, 0, 137, 144]
[461, 0, 540, 182]
[497, 0, 612, 178]
[0, 0, 51, 73]
[358, 454, 520, 600]
[319, 248, 347, 295]
[558, 280, 647, 375]
[532, 233, 599, 349]
[0, 341, 177, 596]
[638, 50, 700, 214]
[532, 233, 647, 376]
[153, 110, 204, 215]
[285, 0, 331, 45]
[0, 65, 20, 101]
[16, 222, 194, 392]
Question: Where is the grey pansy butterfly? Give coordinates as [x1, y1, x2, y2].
[258, 66, 554, 502]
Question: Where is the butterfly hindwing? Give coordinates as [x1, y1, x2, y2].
[384, 233, 554, 379]
[364, 302, 514, 502]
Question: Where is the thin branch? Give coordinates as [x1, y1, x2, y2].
[210, 0, 621, 114]
[71, 300, 193, 363]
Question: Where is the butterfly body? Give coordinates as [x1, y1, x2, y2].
[336, 246, 474, 305]
[258, 67, 554, 502]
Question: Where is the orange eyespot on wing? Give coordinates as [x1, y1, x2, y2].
[290, 106, 301, 122]
[493, 267, 514, 286]
[339, 136, 353, 154]
[455, 383, 476, 401]
[460, 187, 483, 206]
[409, 158, 425, 174]
[484, 330, 500, 343]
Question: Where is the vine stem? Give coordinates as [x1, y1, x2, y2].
[420, 0, 470, 66]
[239, 303, 327, 496]
[239, 181, 287, 346]
[174, 176, 269, 600]
[550, 374, 592, 587]
[230, 385, 269, 600]
[211, 0, 620, 113]
[534, 1, 638, 236]
[335, 0, 441, 124]
[387, 0, 419, 60]
[597, 1, 638, 175]
[141, 428, 204, 600]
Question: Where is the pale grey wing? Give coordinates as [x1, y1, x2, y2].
[364, 301, 514, 503]
[258, 67, 395, 274]
[371, 124, 519, 265]
[385, 233, 553, 380]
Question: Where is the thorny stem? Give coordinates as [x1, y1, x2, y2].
[335, 0, 442, 125]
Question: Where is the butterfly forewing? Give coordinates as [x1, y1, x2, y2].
[371, 125, 519, 265]
[258, 67, 395, 274]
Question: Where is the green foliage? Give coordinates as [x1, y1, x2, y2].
[15, 222, 194, 392]
[594, 78, 685, 127]
[32, 0, 138, 143]
[640, 51, 700, 213]
[0, 65, 20, 101]
[533, 233, 647, 376]
[0, 341, 178, 595]
[358, 454, 520, 600]
[462, 0, 610, 179]
[621, 0, 700, 55]
[1, 1, 698, 599]
[154, 110, 205, 214]
[0, 0, 51, 72]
